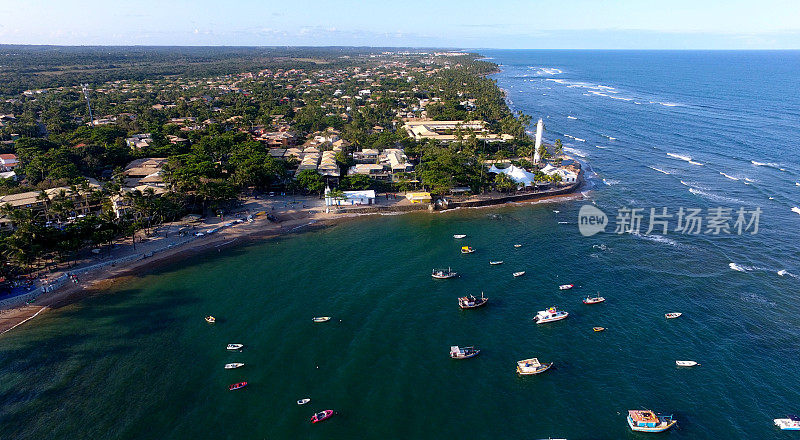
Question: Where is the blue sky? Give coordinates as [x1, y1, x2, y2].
[1, 0, 799, 49]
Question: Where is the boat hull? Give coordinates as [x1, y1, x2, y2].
[627, 415, 676, 432]
[516, 363, 553, 375]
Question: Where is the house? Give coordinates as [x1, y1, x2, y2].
[123, 158, 167, 187]
[380, 149, 414, 174]
[0, 154, 19, 171]
[540, 164, 578, 183]
[348, 163, 390, 180]
[353, 149, 379, 163]
[324, 188, 375, 206]
[0, 183, 103, 223]
[403, 120, 514, 143]
[318, 150, 340, 177]
[125, 133, 152, 150]
[110, 185, 168, 219]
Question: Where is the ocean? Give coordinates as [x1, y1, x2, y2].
[2, 50, 800, 439]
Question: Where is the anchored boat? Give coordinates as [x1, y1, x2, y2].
[459, 293, 488, 309]
[626, 410, 676, 432]
[297, 398, 311, 405]
[312, 316, 331, 322]
[453, 234, 467, 239]
[583, 296, 605, 304]
[461, 246, 475, 254]
[514, 244, 523, 248]
[558, 284, 574, 290]
[450, 345, 480, 359]
[593, 327, 606, 332]
[665, 312, 682, 319]
[774, 415, 800, 430]
[432, 267, 459, 279]
[489, 260, 504, 265]
[226, 343, 244, 351]
[205, 316, 216, 323]
[224, 363, 244, 369]
[513, 271, 526, 277]
[533, 307, 569, 324]
[516, 357, 553, 375]
[228, 381, 248, 391]
[310, 410, 334, 423]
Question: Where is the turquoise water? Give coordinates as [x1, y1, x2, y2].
[3, 51, 800, 438]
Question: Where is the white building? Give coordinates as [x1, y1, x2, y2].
[324, 188, 376, 206]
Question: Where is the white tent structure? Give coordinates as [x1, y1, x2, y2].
[488, 164, 537, 187]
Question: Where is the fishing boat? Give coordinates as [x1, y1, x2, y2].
[226, 343, 244, 351]
[533, 306, 569, 324]
[461, 246, 475, 254]
[583, 296, 605, 304]
[665, 312, 682, 319]
[297, 398, 311, 405]
[453, 234, 467, 239]
[432, 267, 458, 279]
[310, 410, 334, 423]
[513, 271, 526, 277]
[459, 293, 488, 309]
[676, 360, 700, 367]
[224, 363, 244, 369]
[228, 381, 248, 391]
[205, 316, 216, 323]
[312, 316, 331, 322]
[626, 410, 676, 432]
[489, 260, 503, 265]
[516, 357, 553, 375]
[774, 415, 800, 430]
[514, 244, 523, 248]
[450, 345, 480, 359]
[558, 284, 574, 290]
[593, 327, 606, 332]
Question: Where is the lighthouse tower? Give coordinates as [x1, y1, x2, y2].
[533, 118, 544, 164]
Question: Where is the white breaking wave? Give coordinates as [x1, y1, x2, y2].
[595, 145, 607, 149]
[751, 160, 780, 167]
[688, 160, 704, 166]
[601, 134, 616, 140]
[720, 172, 739, 181]
[730, 262, 747, 272]
[574, 137, 585, 142]
[688, 188, 744, 204]
[777, 269, 799, 279]
[563, 146, 587, 158]
[529, 67, 563, 76]
[630, 232, 678, 247]
[792, 207, 800, 216]
[648, 166, 670, 175]
[667, 152, 692, 162]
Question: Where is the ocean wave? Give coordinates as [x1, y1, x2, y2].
[592, 244, 609, 251]
[751, 160, 780, 167]
[630, 232, 678, 246]
[688, 160, 704, 166]
[778, 269, 799, 279]
[563, 146, 587, 158]
[603, 179, 620, 185]
[648, 166, 671, 175]
[720, 172, 739, 181]
[529, 67, 563, 76]
[730, 262, 747, 272]
[667, 152, 692, 162]
[601, 134, 617, 140]
[595, 145, 607, 149]
[688, 188, 745, 204]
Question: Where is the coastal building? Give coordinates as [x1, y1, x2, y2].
[0, 154, 19, 172]
[488, 164, 536, 187]
[402, 120, 513, 143]
[324, 188, 376, 206]
[0, 183, 103, 226]
[125, 133, 153, 150]
[540, 164, 578, 183]
[123, 158, 167, 188]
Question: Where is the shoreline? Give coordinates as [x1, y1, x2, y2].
[0, 181, 584, 337]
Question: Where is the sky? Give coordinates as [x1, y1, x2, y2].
[1, 0, 800, 49]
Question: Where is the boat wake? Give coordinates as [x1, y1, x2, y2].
[603, 179, 620, 186]
[629, 232, 679, 247]
[688, 188, 745, 204]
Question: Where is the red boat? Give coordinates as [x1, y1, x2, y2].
[228, 381, 248, 391]
[310, 410, 334, 423]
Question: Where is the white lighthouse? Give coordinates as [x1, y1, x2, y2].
[533, 118, 544, 164]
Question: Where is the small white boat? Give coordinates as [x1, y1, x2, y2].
[432, 267, 459, 279]
[533, 306, 569, 324]
[774, 415, 800, 430]
[665, 312, 682, 319]
[297, 398, 311, 405]
[312, 317, 331, 323]
[558, 284, 573, 290]
[489, 260, 504, 265]
[453, 234, 467, 239]
[227, 343, 244, 351]
[582, 296, 605, 304]
[513, 271, 526, 277]
[224, 363, 244, 369]
[205, 316, 216, 323]
[676, 360, 699, 367]
[514, 244, 523, 248]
